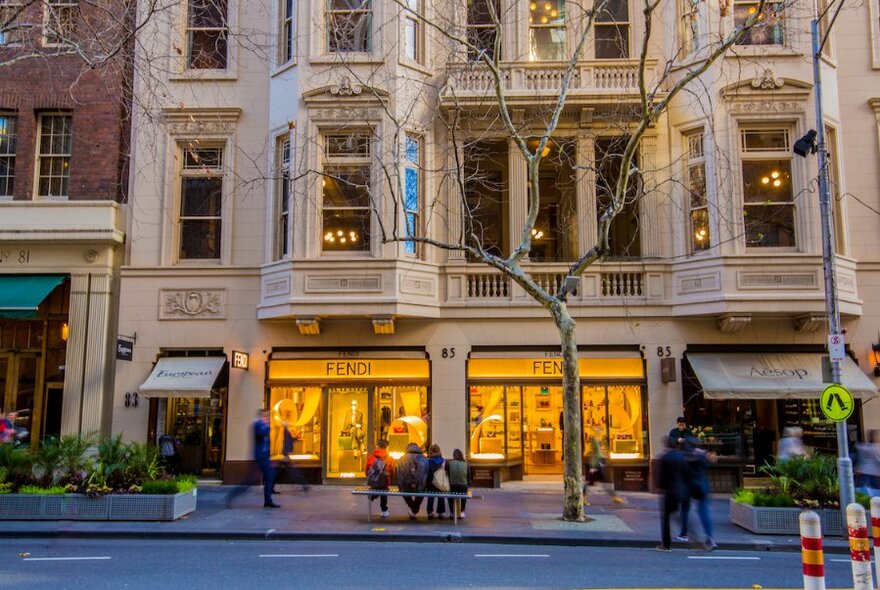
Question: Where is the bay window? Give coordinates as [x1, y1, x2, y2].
[740, 128, 795, 248]
[322, 133, 372, 253]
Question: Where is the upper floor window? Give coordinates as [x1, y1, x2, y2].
[527, 138, 578, 261]
[0, 1, 24, 45]
[0, 113, 16, 198]
[678, 0, 700, 56]
[466, 0, 498, 62]
[36, 114, 72, 198]
[825, 126, 845, 254]
[322, 132, 372, 252]
[740, 128, 795, 248]
[529, 0, 565, 61]
[327, 0, 371, 53]
[685, 131, 709, 252]
[463, 139, 508, 259]
[817, 0, 832, 57]
[280, 0, 294, 63]
[595, 0, 629, 58]
[403, 134, 421, 256]
[44, 0, 78, 46]
[276, 137, 291, 259]
[733, 0, 783, 46]
[179, 146, 224, 259]
[403, 0, 422, 63]
[187, 0, 228, 69]
[596, 136, 640, 258]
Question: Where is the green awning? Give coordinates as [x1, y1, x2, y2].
[0, 275, 66, 318]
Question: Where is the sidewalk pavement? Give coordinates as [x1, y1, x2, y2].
[0, 483, 852, 553]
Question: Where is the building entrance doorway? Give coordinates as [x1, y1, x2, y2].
[522, 385, 564, 475]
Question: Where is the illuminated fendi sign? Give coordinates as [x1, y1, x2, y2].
[467, 358, 644, 380]
[268, 359, 430, 381]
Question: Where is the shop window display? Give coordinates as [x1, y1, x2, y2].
[270, 386, 322, 462]
[583, 384, 646, 460]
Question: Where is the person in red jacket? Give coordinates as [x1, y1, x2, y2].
[365, 439, 396, 518]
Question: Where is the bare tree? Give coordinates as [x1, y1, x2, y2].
[309, 0, 784, 521]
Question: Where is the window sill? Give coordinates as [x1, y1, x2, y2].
[400, 59, 431, 76]
[309, 54, 384, 66]
[726, 45, 801, 59]
[271, 60, 297, 78]
[169, 70, 237, 82]
[742, 247, 800, 254]
[173, 259, 224, 266]
[34, 196, 70, 202]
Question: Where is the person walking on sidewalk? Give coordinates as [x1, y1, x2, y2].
[446, 448, 470, 519]
[275, 421, 310, 494]
[365, 439, 395, 518]
[656, 439, 690, 551]
[397, 442, 429, 519]
[584, 428, 624, 506]
[226, 409, 280, 508]
[677, 440, 717, 551]
[426, 444, 448, 519]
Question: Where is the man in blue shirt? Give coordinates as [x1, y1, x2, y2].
[226, 409, 279, 508]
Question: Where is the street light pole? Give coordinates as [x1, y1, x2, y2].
[810, 17, 855, 514]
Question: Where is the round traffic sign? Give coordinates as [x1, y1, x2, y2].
[820, 384, 855, 422]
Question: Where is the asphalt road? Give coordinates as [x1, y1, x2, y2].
[0, 538, 857, 589]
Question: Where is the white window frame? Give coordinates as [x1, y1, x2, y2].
[279, 0, 295, 65]
[677, 0, 700, 57]
[594, 0, 630, 59]
[824, 125, 846, 256]
[528, 0, 565, 62]
[326, 0, 372, 54]
[43, 0, 78, 46]
[466, 0, 499, 62]
[320, 131, 374, 255]
[35, 113, 72, 199]
[739, 126, 797, 250]
[732, 0, 784, 47]
[0, 1, 24, 46]
[276, 136, 292, 259]
[177, 144, 225, 261]
[684, 130, 709, 253]
[403, 133, 422, 257]
[185, 0, 229, 70]
[402, 0, 422, 64]
[0, 112, 16, 199]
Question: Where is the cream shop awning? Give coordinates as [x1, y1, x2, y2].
[139, 357, 226, 398]
[687, 352, 878, 400]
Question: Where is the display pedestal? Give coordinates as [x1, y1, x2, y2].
[338, 450, 361, 473]
[531, 449, 557, 465]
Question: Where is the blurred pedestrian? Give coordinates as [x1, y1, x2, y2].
[678, 439, 717, 551]
[656, 439, 690, 552]
[856, 430, 880, 495]
[0, 409, 12, 444]
[158, 432, 180, 475]
[275, 421, 310, 493]
[777, 426, 806, 461]
[226, 409, 279, 508]
[584, 428, 624, 505]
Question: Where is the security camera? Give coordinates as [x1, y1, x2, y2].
[793, 130, 818, 158]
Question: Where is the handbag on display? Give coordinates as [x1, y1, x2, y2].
[433, 461, 451, 492]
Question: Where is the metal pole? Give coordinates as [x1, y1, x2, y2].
[810, 18, 855, 515]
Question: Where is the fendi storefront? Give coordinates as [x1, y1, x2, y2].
[266, 351, 430, 481]
[465, 349, 649, 489]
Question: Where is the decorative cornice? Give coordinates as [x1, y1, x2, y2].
[751, 68, 785, 90]
[160, 289, 226, 320]
[161, 107, 242, 136]
[794, 313, 826, 333]
[330, 76, 362, 96]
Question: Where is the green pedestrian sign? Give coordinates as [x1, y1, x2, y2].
[820, 384, 855, 421]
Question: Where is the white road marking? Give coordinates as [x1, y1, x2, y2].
[24, 556, 111, 562]
[831, 558, 852, 562]
[258, 554, 339, 558]
[474, 554, 550, 558]
[687, 556, 760, 561]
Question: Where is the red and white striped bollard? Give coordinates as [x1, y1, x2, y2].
[847, 502, 874, 590]
[800, 510, 825, 590]
[870, 497, 880, 588]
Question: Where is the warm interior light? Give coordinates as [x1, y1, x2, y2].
[770, 171, 780, 179]
[695, 228, 707, 241]
[540, 14, 549, 23]
[773, 179, 782, 187]
[529, 1, 537, 9]
[531, 228, 545, 239]
[748, 6, 756, 14]
[550, 8, 558, 16]
[61, 322, 69, 342]
[544, 2, 552, 10]
[761, 177, 770, 184]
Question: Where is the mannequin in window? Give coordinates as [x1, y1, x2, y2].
[341, 399, 365, 456]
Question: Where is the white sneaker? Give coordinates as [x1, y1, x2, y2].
[380, 510, 389, 518]
[460, 511, 466, 519]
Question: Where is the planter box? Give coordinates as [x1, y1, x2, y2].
[730, 499, 844, 536]
[0, 489, 197, 521]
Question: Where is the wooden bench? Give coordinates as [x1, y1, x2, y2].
[352, 486, 474, 525]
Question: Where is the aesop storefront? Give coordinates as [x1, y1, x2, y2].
[465, 348, 649, 489]
[266, 350, 430, 482]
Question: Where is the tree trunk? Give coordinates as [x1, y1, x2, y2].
[555, 303, 585, 521]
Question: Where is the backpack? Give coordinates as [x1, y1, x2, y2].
[398, 456, 420, 492]
[367, 455, 388, 490]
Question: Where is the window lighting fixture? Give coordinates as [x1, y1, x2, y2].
[61, 322, 69, 342]
[531, 228, 544, 239]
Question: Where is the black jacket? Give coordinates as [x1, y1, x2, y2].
[657, 448, 690, 501]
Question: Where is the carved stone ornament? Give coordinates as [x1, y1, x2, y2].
[83, 249, 98, 263]
[310, 107, 381, 123]
[161, 108, 241, 137]
[729, 100, 803, 114]
[160, 289, 226, 320]
[751, 69, 785, 90]
[330, 76, 363, 96]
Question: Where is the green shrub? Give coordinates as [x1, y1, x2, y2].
[0, 443, 33, 486]
[18, 485, 67, 495]
[733, 488, 756, 505]
[174, 475, 197, 493]
[856, 491, 871, 509]
[0, 482, 12, 494]
[757, 454, 840, 507]
[140, 479, 179, 495]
